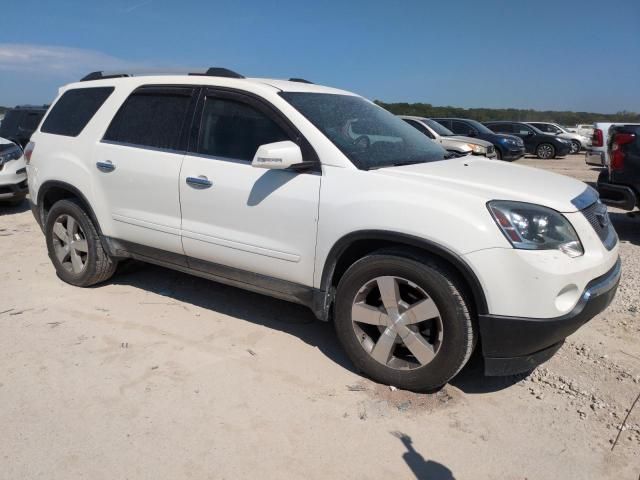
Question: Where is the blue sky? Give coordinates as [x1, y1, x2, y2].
[0, 0, 638, 112]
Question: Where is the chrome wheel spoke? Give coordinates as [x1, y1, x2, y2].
[370, 327, 397, 364]
[70, 249, 83, 273]
[400, 297, 439, 325]
[53, 223, 68, 243]
[54, 243, 69, 264]
[377, 276, 400, 315]
[399, 326, 436, 365]
[72, 239, 88, 253]
[352, 303, 388, 326]
[66, 216, 77, 237]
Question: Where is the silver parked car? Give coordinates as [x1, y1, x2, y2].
[400, 116, 497, 159]
[528, 122, 589, 154]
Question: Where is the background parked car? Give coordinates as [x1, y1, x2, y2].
[528, 122, 588, 154]
[0, 105, 48, 148]
[0, 136, 27, 205]
[431, 118, 525, 161]
[400, 116, 497, 159]
[596, 124, 640, 210]
[586, 122, 640, 167]
[484, 121, 571, 159]
[566, 124, 595, 138]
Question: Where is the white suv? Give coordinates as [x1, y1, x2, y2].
[27, 68, 621, 391]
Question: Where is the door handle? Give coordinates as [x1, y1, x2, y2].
[96, 160, 115, 172]
[186, 175, 213, 189]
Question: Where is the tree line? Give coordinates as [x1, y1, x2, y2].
[374, 101, 640, 126]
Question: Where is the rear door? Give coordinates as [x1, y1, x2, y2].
[179, 88, 321, 286]
[92, 85, 198, 256]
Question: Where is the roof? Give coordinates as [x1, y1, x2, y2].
[69, 72, 355, 96]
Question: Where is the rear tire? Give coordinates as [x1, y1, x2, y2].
[536, 143, 555, 159]
[45, 199, 117, 287]
[334, 250, 476, 392]
[569, 140, 581, 154]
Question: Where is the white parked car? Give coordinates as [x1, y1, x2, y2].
[586, 122, 640, 167]
[566, 124, 595, 138]
[0, 136, 27, 204]
[527, 122, 589, 154]
[27, 69, 620, 391]
[399, 116, 497, 159]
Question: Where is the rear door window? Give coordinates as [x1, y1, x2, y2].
[41, 87, 113, 136]
[104, 87, 194, 151]
[488, 123, 512, 133]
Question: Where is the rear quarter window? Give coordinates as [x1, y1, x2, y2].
[41, 87, 114, 137]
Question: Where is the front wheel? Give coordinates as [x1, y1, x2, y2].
[536, 143, 556, 159]
[569, 140, 581, 154]
[45, 199, 117, 286]
[494, 148, 503, 160]
[334, 250, 476, 392]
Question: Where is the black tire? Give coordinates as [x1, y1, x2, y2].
[569, 140, 581, 154]
[45, 198, 117, 286]
[536, 143, 556, 159]
[334, 249, 476, 392]
[494, 148, 502, 160]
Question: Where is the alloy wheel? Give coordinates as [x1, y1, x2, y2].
[51, 214, 89, 274]
[570, 141, 580, 154]
[351, 276, 443, 370]
[537, 144, 554, 159]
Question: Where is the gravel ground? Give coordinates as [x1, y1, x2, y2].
[0, 153, 638, 479]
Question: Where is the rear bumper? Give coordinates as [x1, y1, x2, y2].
[480, 258, 621, 376]
[597, 172, 637, 211]
[586, 149, 605, 166]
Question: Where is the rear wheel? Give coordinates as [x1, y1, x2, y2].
[45, 199, 117, 286]
[536, 143, 555, 159]
[334, 250, 476, 392]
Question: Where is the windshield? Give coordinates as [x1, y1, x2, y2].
[280, 93, 448, 169]
[463, 119, 496, 135]
[423, 118, 454, 136]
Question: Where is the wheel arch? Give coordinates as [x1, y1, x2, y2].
[320, 230, 488, 317]
[36, 180, 103, 236]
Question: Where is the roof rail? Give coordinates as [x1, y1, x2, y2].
[189, 67, 245, 79]
[289, 78, 313, 84]
[80, 71, 131, 82]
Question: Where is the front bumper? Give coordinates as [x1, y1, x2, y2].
[0, 177, 28, 200]
[480, 258, 621, 375]
[502, 146, 525, 160]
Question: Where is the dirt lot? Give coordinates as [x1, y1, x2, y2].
[1, 154, 639, 480]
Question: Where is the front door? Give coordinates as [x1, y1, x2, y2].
[179, 89, 321, 286]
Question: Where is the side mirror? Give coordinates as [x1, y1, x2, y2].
[252, 140, 306, 170]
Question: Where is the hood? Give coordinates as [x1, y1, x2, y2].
[481, 131, 524, 145]
[375, 156, 597, 213]
[447, 135, 493, 148]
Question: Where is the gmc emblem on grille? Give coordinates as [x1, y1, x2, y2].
[595, 211, 609, 228]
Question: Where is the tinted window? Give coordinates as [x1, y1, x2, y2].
[104, 88, 192, 150]
[197, 97, 289, 161]
[41, 88, 112, 137]
[451, 121, 474, 135]
[281, 92, 447, 169]
[403, 119, 434, 138]
[488, 123, 512, 133]
[515, 124, 534, 135]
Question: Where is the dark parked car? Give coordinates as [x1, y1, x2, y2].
[484, 121, 572, 159]
[597, 125, 640, 211]
[431, 118, 525, 161]
[0, 105, 48, 148]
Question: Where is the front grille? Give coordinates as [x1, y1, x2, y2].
[582, 201, 616, 250]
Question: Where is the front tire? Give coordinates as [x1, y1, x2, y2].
[494, 148, 502, 160]
[569, 140, 581, 154]
[536, 143, 555, 159]
[45, 199, 117, 286]
[334, 250, 476, 392]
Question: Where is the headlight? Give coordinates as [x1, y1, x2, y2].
[465, 143, 487, 154]
[487, 201, 584, 257]
[0, 144, 23, 166]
